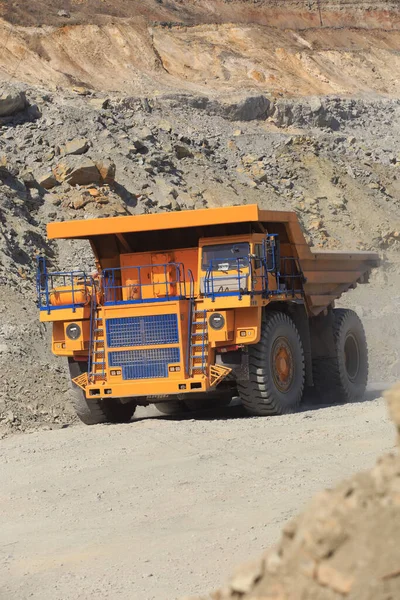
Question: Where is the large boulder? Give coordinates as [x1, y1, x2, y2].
[183, 94, 271, 122]
[219, 95, 271, 121]
[53, 157, 100, 186]
[0, 90, 27, 117]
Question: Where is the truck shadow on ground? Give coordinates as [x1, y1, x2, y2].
[134, 383, 390, 424]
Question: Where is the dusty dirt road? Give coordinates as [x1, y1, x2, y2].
[0, 386, 393, 600]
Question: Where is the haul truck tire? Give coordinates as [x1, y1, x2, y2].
[238, 311, 305, 416]
[68, 359, 136, 425]
[312, 309, 368, 404]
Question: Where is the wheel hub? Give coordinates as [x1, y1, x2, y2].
[344, 332, 360, 381]
[272, 337, 294, 392]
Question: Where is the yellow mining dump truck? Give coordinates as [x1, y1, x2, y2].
[37, 204, 379, 424]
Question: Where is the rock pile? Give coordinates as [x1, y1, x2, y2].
[192, 384, 400, 600]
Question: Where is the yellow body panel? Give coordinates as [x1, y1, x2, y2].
[40, 306, 91, 322]
[85, 377, 207, 399]
[47, 205, 290, 239]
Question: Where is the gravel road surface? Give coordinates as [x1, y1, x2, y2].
[0, 386, 393, 600]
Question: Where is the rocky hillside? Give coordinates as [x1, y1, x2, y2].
[0, 0, 399, 435]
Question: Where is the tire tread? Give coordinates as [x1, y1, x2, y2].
[238, 311, 305, 416]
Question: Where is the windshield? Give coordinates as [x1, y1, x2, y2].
[202, 242, 250, 271]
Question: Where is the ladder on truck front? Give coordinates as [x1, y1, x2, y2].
[71, 280, 106, 391]
[88, 281, 106, 384]
[187, 271, 231, 386]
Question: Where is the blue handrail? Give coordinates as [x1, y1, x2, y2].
[87, 281, 96, 382]
[203, 256, 248, 302]
[36, 256, 91, 313]
[202, 235, 305, 300]
[102, 262, 191, 305]
[186, 269, 195, 377]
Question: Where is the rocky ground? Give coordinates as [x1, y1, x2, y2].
[194, 385, 400, 600]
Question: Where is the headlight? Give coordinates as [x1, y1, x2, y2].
[209, 313, 225, 330]
[66, 323, 82, 340]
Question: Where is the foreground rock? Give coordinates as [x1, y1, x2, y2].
[52, 155, 116, 186]
[193, 384, 400, 600]
[53, 156, 100, 185]
[58, 138, 89, 156]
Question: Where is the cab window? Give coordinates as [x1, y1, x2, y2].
[202, 243, 250, 271]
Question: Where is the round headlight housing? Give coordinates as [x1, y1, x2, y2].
[66, 323, 82, 340]
[209, 313, 225, 330]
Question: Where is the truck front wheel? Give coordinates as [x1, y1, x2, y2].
[238, 311, 305, 416]
[68, 359, 136, 425]
[312, 308, 368, 403]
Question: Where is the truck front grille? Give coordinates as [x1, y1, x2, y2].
[106, 314, 179, 347]
[109, 347, 180, 380]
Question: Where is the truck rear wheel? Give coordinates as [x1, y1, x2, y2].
[238, 311, 305, 416]
[68, 359, 136, 425]
[312, 309, 368, 403]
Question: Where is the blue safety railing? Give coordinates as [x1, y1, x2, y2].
[102, 263, 192, 305]
[87, 280, 97, 382]
[203, 256, 249, 301]
[36, 256, 92, 313]
[186, 269, 195, 377]
[202, 235, 305, 301]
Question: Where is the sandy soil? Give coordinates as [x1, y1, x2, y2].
[0, 386, 393, 600]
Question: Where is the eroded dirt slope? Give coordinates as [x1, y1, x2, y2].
[0, 0, 399, 96]
[1, 0, 399, 28]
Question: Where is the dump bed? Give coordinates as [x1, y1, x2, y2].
[297, 250, 378, 315]
[47, 204, 379, 316]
